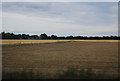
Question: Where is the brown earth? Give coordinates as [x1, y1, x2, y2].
[2, 40, 119, 77]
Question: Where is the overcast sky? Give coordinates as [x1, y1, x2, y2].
[1, 2, 118, 36]
[2, 0, 120, 2]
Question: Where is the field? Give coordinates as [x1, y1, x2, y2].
[2, 40, 119, 79]
[1, 40, 118, 45]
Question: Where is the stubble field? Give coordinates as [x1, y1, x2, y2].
[2, 40, 119, 78]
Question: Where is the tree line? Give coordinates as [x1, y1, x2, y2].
[0, 32, 119, 40]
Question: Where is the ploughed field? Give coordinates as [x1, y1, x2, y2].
[2, 40, 119, 78]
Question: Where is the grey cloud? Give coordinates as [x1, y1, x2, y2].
[2, 2, 118, 36]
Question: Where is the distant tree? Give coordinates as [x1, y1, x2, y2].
[66, 36, 73, 39]
[58, 36, 66, 39]
[1, 32, 120, 40]
[17, 34, 22, 39]
[40, 33, 47, 39]
[51, 35, 57, 39]
[30, 35, 39, 39]
[47, 36, 51, 39]
[21, 34, 29, 39]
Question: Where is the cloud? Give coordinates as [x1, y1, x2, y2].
[2, 0, 120, 2]
[0, 3, 2, 32]
[2, 2, 118, 36]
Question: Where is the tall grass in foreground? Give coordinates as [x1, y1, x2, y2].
[2, 67, 119, 79]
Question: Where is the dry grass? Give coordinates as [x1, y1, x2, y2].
[1, 40, 71, 45]
[2, 40, 119, 78]
[1, 40, 119, 45]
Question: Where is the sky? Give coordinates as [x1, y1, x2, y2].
[1, 2, 118, 36]
[1, 0, 120, 2]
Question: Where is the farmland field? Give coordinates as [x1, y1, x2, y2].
[1, 40, 118, 45]
[2, 40, 119, 79]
